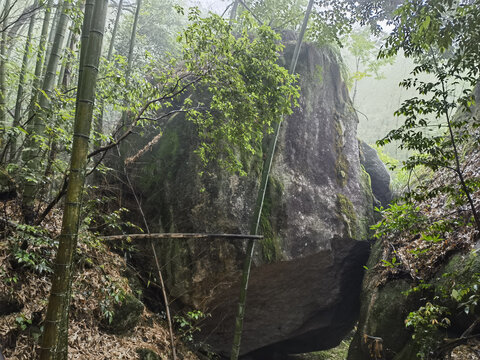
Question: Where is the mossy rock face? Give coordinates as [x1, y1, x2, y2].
[101, 294, 144, 335]
[124, 40, 378, 356]
[359, 141, 392, 208]
[347, 276, 421, 360]
[349, 245, 480, 360]
[136, 348, 161, 360]
[347, 239, 422, 360]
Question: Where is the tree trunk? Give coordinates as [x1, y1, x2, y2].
[119, 0, 141, 133]
[26, 0, 53, 128]
[229, 1, 314, 359]
[230, 0, 239, 21]
[42, 0, 61, 79]
[125, 0, 141, 83]
[39, 1, 108, 359]
[107, 0, 122, 61]
[10, 0, 37, 162]
[0, 0, 10, 130]
[22, 0, 70, 223]
[93, 0, 122, 155]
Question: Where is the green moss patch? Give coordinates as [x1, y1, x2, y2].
[336, 193, 359, 238]
[334, 119, 348, 187]
[259, 177, 284, 263]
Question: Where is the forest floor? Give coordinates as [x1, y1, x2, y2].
[0, 201, 199, 360]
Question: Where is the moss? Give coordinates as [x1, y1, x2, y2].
[334, 119, 349, 187]
[336, 193, 359, 239]
[136, 348, 162, 360]
[358, 165, 376, 237]
[155, 130, 180, 180]
[315, 64, 324, 84]
[100, 293, 144, 335]
[259, 177, 284, 263]
[240, 139, 264, 178]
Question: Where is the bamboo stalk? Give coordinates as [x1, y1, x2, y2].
[229, 1, 314, 359]
[0, 0, 10, 129]
[39, 1, 109, 358]
[10, 0, 37, 161]
[22, 0, 71, 223]
[101, 233, 264, 241]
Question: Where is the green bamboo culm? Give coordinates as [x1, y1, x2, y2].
[39, 1, 108, 359]
[76, 0, 94, 107]
[0, 0, 10, 130]
[230, 0, 239, 21]
[229, 1, 315, 359]
[10, 0, 38, 161]
[22, 0, 71, 224]
[26, 0, 54, 127]
[119, 0, 141, 134]
[126, 0, 142, 84]
[95, 0, 122, 147]
[42, 0, 62, 80]
[107, 0, 123, 61]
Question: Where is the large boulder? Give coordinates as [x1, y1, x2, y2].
[124, 40, 377, 357]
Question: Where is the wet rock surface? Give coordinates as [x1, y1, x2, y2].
[359, 141, 392, 208]
[201, 237, 369, 358]
[124, 40, 379, 356]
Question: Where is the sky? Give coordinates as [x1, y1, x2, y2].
[185, 0, 230, 14]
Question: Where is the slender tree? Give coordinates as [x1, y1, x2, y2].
[10, 0, 38, 161]
[22, 0, 71, 223]
[95, 0, 122, 142]
[26, 0, 54, 128]
[125, 0, 141, 84]
[230, 0, 239, 20]
[107, 0, 122, 60]
[42, 0, 61, 79]
[0, 0, 10, 130]
[39, 1, 108, 358]
[119, 0, 141, 129]
[230, 1, 314, 359]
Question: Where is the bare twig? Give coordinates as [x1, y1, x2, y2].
[118, 145, 178, 360]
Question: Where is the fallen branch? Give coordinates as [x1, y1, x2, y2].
[101, 233, 263, 241]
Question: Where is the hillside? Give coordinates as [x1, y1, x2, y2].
[0, 203, 199, 359]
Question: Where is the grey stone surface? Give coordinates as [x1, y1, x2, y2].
[124, 41, 376, 356]
[359, 141, 392, 207]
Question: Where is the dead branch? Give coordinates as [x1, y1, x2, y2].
[101, 233, 264, 241]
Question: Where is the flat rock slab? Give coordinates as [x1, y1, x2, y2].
[199, 237, 370, 358]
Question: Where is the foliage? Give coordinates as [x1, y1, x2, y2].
[243, 0, 308, 30]
[344, 29, 394, 101]
[15, 313, 32, 331]
[405, 301, 450, 359]
[450, 275, 480, 316]
[372, 145, 411, 196]
[371, 202, 426, 239]
[376, 0, 480, 230]
[180, 9, 299, 174]
[99, 276, 128, 324]
[8, 224, 55, 274]
[114, 0, 185, 63]
[174, 309, 210, 343]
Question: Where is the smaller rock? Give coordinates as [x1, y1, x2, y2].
[0, 295, 23, 316]
[100, 294, 144, 334]
[359, 141, 392, 207]
[136, 348, 162, 360]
